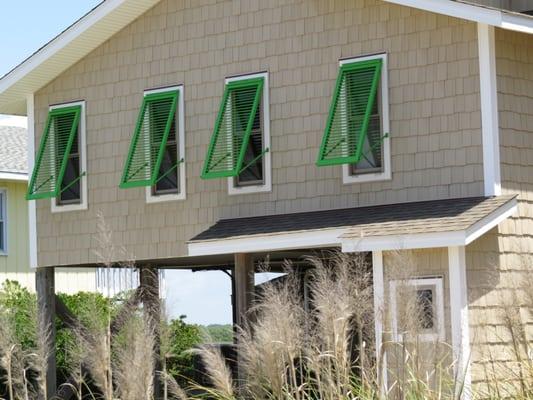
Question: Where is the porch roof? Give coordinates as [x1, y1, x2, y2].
[188, 195, 517, 255]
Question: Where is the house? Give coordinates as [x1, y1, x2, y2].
[0, 0, 531, 397]
[0, 125, 100, 293]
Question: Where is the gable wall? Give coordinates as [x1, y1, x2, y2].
[33, 0, 484, 266]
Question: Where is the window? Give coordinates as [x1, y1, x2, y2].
[390, 277, 445, 342]
[119, 86, 186, 203]
[201, 72, 271, 195]
[317, 53, 390, 184]
[27, 101, 87, 212]
[0, 189, 6, 254]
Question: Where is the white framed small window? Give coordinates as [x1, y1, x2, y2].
[145, 85, 186, 203]
[0, 188, 6, 254]
[51, 100, 88, 213]
[390, 277, 445, 342]
[340, 53, 391, 184]
[225, 72, 271, 195]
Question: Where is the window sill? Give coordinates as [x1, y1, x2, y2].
[145, 188, 186, 203]
[227, 178, 272, 195]
[0, 252, 7, 257]
[51, 201, 88, 213]
[342, 165, 391, 185]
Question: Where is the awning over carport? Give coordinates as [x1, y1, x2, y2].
[188, 195, 517, 256]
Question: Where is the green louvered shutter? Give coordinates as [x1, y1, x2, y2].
[27, 106, 81, 200]
[201, 77, 264, 179]
[120, 90, 178, 188]
[317, 58, 382, 166]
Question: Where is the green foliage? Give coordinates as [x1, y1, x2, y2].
[165, 316, 202, 385]
[0, 280, 38, 350]
[201, 325, 233, 343]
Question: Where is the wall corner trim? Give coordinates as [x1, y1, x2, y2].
[478, 23, 502, 197]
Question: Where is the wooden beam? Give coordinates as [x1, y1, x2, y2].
[139, 267, 162, 399]
[36, 267, 56, 400]
[233, 253, 255, 328]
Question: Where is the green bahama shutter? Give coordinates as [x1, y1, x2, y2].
[27, 106, 81, 200]
[201, 77, 264, 179]
[120, 90, 178, 188]
[317, 58, 382, 166]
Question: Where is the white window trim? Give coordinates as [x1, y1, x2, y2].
[0, 188, 7, 255]
[340, 53, 391, 185]
[144, 85, 187, 203]
[390, 277, 445, 343]
[225, 72, 272, 195]
[50, 100, 88, 213]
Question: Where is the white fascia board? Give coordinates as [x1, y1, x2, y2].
[383, 0, 533, 35]
[0, 172, 28, 182]
[341, 230, 466, 252]
[188, 228, 345, 256]
[464, 196, 517, 244]
[0, 0, 160, 115]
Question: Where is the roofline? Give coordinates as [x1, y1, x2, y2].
[383, 0, 533, 34]
[0, 0, 160, 115]
[0, 172, 28, 182]
[187, 196, 518, 255]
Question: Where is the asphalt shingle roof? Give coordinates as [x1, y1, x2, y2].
[0, 126, 27, 174]
[190, 195, 516, 242]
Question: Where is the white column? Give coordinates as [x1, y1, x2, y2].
[448, 246, 471, 399]
[372, 250, 387, 395]
[477, 22, 501, 197]
[26, 93, 38, 269]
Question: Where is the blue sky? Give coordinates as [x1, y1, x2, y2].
[0, 1, 281, 325]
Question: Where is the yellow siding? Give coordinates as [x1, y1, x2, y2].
[0, 179, 96, 293]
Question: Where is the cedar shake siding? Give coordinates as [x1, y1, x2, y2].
[33, 0, 484, 267]
[466, 28, 533, 388]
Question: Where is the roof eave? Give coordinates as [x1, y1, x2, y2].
[0, 0, 161, 116]
[383, 0, 533, 34]
[0, 172, 28, 182]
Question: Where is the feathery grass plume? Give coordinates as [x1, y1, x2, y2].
[113, 313, 155, 400]
[159, 370, 189, 400]
[192, 343, 235, 399]
[239, 262, 306, 400]
[384, 251, 456, 400]
[305, 253, 375, 400]
[0, 308, 26, 400]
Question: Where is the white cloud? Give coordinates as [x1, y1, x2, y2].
[0, 114, 27, 128]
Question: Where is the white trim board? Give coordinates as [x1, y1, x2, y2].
[0, 172, 27, 182]
[478, 23, 501, 197]
[188, 197, 517, 256]
[383, 0, 533, 34]
[342, 196, 517, 252]
[26, 94, 37, 268]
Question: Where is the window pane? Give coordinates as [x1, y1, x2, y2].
[0, 221, 3, 251]
[154, 112, 179, 195]
[59, 155, 81, 203]
[350, 82, 383, 175]
[416, 289, 434, 330]
[236, 99, 263, 186]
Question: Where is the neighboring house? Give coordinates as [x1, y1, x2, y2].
[0, 0, 531, 397]
[0, 125, 136, 294]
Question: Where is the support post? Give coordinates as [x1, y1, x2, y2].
[448, 246, 472, 399]
[140, 267, 162, 399]
[372, 251, 387, 397]
[36, 267, 56, 400]
[233, 253, 255, 384]
[233, 253, 255, 328]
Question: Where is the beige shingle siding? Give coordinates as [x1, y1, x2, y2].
[465, 28, 533, 389]
[34, 0, 484, 266]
